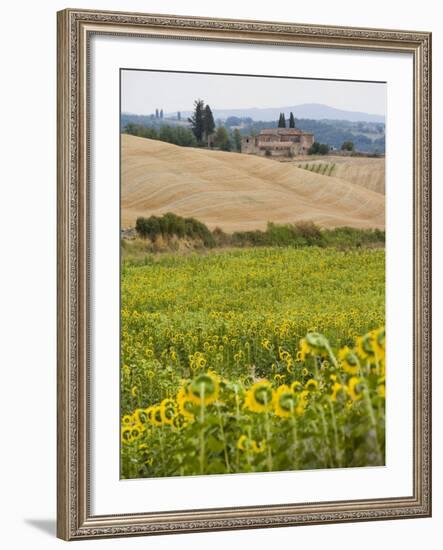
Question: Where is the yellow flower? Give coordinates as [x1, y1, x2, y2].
[373, 327, 386, 362]
[188, 371, 220, 406]
[134, 408, 149, 424]
[130, 423, 144, 439]
[131, 386, 138, 398]
[251, 439, 266, 454]
[304, 332, 330, 357]
[338, 346, 360, 375]
[177, 385, 195, 420]
[348, 377, 364, 400]
[377, 375, 386, 399]
[305, 379, 318, 392]
[121, 426, 133, 444]
[356, 332, 376, 361]
[244, 380, 275, 413]
[172, 413, 188, 430]
[150, 405, 163, 427]
[160, 398, 177, 425]
[122, 414, 134, 425]
[237, 434, 248, 451]
[237, 435, 266, 454]
[261, 339, 271, 351]
[296, 390, 310, 414]
[297, 338, 310, 361]
[291, 381, 302, 393]
[274, 385, 298, 418]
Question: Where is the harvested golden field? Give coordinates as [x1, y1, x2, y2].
[291, 155, 385, 194]
[121, 134, 385, 232]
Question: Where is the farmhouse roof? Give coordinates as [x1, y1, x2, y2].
[259, 128, 301, 135]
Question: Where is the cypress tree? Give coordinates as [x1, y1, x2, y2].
[278, 113, 286, 128]
[203, 104, 215, 145]
[289, 112, 295, 128]
[188, 99, 205, 143]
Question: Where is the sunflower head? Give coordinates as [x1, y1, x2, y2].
[275, 385, 298, 418]
[160, 398, 177, 425]
[338, 346, 360, 375]
[348, 376, 365, 400]
[373, 327, 386, 362]
[305, 379, 319, 392]
[237, 434, 248, 451]
[172, 413, 188, 430]
[245, 380, 275, 413]
[150, 405, 163, 427]
[121, 426, 133, 444]
[291, 381, 302, 393]
[122, 414, 135, 426]
[356, 333, 376, 360]
[305, 332, 330, 356]
[188, 371, 220, 406]
[134, 408, 149, 424]
[177, 385, 196, 420]
[130, 423, 144, 440]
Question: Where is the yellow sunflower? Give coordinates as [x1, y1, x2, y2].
[356, 332, 376, 361]
[121, 426, 133, 444]
[274, 385, 298, 418]
[160, 398, 177, 425]
[348, 377, 365, 400]
[244, 380, 275, 413]
[150, 405, 163, 427]
[305, 332, 330, 357]
[305, 379, 319, 392]
[134, 408, 149, 424]
[338, 346, 360, 375]
[187, 371, 220, 406]
[121, 414, 135, 426]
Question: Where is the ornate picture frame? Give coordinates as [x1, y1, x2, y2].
[57, 8, 431, 540]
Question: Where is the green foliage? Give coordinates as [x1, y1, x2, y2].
[203, 104, 215, 142]
[214, 126, 231, 151]
[120, 247, 386, 477]
[341, 140, 355, 151]
[124, 123, 197, 147]
[289, 112, 295, 128]
[132, 214, 385, 254]
[188, 99, 205, 143]
[308, 141, 329, 155]
[136, 213, 215, 247]
[232, 128, 242, 152]
[278, 112, 286, 128]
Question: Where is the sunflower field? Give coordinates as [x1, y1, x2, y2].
[121, 247, 385, 478]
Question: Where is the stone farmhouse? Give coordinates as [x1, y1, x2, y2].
[241, 127, 314, 157]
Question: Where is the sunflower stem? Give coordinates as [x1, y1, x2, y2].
[362, 384, 384, 465]
[328, 399, 342, 468]
[199, 384, 206, 475]
[263, 396, 274, 472]
[290, 410, 298, 469]
[216, 403, 231, 473]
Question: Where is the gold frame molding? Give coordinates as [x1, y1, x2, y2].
[57, 8, 432, 540]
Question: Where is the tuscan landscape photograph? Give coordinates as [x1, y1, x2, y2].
[120, 70, 386, 479]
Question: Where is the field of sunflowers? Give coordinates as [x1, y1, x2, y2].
[121, 247, 385, 478]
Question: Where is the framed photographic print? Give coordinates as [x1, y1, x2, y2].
[57, 8, 432, 540]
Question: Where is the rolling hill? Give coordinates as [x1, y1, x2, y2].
[121, 134, 385, 232]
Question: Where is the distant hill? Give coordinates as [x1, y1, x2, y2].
[168, 103, 385, 124]
[121, 134, 385, 232]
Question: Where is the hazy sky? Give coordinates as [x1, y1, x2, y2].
[121, 69, 386, 116]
